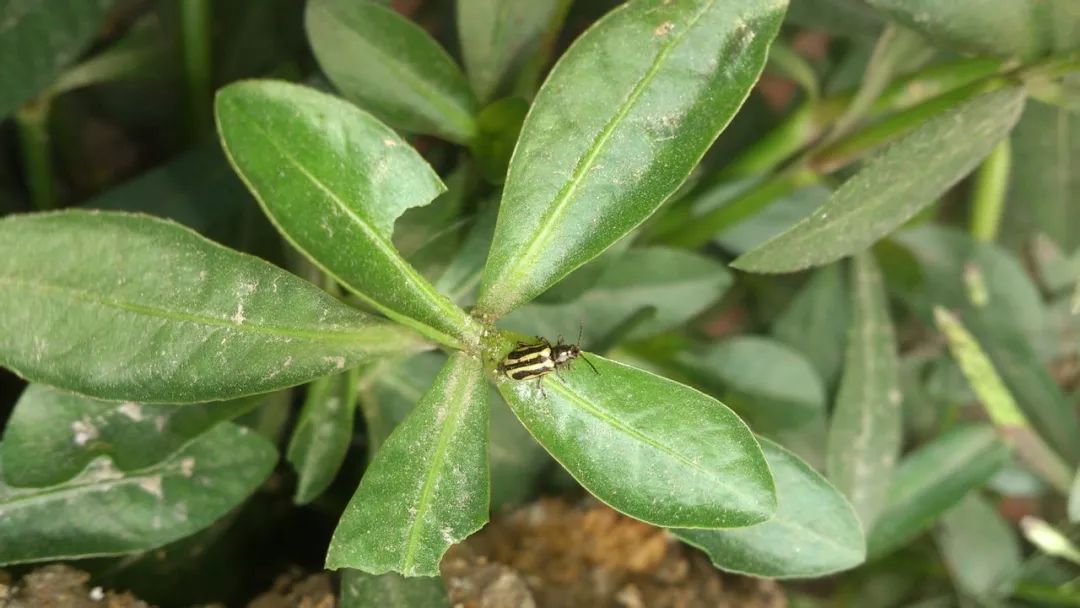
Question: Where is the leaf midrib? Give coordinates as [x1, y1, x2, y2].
[401, 359, 476, 571]
[495, 0, 718, 296]
[0, 276, 375, 344]
[230, 102, 473, 344]
[549, 376, 762, 510]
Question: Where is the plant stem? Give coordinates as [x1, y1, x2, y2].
[968, 139, 1012, 242]
[661, 168, 819, 249]
[179, 0, 213, 140]
[15, 99, 56, 210]
[809, 76, 1008, 173]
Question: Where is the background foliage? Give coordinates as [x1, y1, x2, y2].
[0, 0, 1078, 605]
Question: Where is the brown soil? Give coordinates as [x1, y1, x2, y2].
[247, 569, 334, 608]
[3, 499, 786, 608]
[443, 497, 787, 608]
[0, 565, 150, 608]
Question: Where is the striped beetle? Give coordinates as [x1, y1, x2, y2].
[498, 327, 598, 393]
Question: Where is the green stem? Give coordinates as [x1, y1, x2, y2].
[969, 139, 1012, 242]
[15, 99, 56, 210]
[809, 76, 1009, 173]
[661, 168, 819, 249]
[179, 0, 213, 140]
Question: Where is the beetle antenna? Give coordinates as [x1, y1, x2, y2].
[577, 320, 584, 346]
[581, 353, 599, 375]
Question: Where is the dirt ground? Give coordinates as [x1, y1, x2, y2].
[442, 497, 786, 608]
[1, 498, 785, 608]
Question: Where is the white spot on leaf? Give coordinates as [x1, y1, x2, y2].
[72, 418, 98, 446]
[139, 475, 164, 499]
[117, 402, 144, 421]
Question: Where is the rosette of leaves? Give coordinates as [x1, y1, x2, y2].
[0, 0, 874, 583]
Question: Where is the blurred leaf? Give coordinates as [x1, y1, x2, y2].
[433, 203, 499, 307]
[829, 24, 934, 141]
[1002, 100, 1080, 253]
[934, 307, 1073, 493]
[0, 211, 420, 403]
[895, 226, 1080, 464]
[340, 569, 448, 608]
[1021, 517, 1080, 566]
[0, 422, 276, 565]
[1030, 235, 1080, 296]
[675, 437, 864, 578]
[1, 385, 261, 488]
[287, 369, 359, 504]
[713, 184, 830, 255]
[766, 38, 819, 99]
[1070, 470, 1080, 522]
[476, 0, 788, 318]
[864, 0, 1080, 59]
[48, 14, 165, 98]
[867, 425, 1010, 559]
[305, 0, 477, 142]
[674, 336, 826, 431]
[327, 353, 488, 576]
[936, 494, 1021, 600]
[733, 88, 1026, 273]
[503, 247, 732, 344]
[784, 0, 884, 40]
[470, 97, 528, 183]
[772, 264, 849, 385]
[497, 354, 776, 528]
[0, 0, 115, 117]
[827, 252, 902, 530]
[457, 0, 570, 104]
[215, 80, 481, 347]
[86, 144, 278, 259]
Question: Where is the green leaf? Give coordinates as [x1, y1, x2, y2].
[0, 0, 115, 117]
[457, 0, 570, 104]
[1070, 470, 1080, 523]
[894, 226, 1080, 464]
[864, 0, 1080, 59]
[433, 203, 499, 307]
[826, 253, 902, 530]
[497, 354, 775, 528]
[47, 14, 165, 98]
[0, 211, 420, 403]
[287, 369, 359, 504]
[784, 0, 883, 41]
[674, 438, 865, 578]
[503, 247, 733, 344]
[361, 352, 549, 510]
[476, 0, 788, 318]
[1, 384, 262, 488]
[86, 144, 277, 259]
[936, 494, 1021, 600]
[470, 97, 528, 184]
[305, 0, 477, 143]
[326, 352, 489, 576]
[0, 422, 277, 565]
[215, 80, 480, 348]
[1002, 100, 1080, 253]
[829, 24, 934, 141]
[340, 569, 448, 608]
[674, 336, 826, 431]
[772, 264, 850, 386]
[934, 307, 1073, 494]
[733, 87, 1027, 273]
[867, 425, 1010, 560]
[713, 184, 831, 255]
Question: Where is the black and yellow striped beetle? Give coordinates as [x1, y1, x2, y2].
[498, 328, 598, 393]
